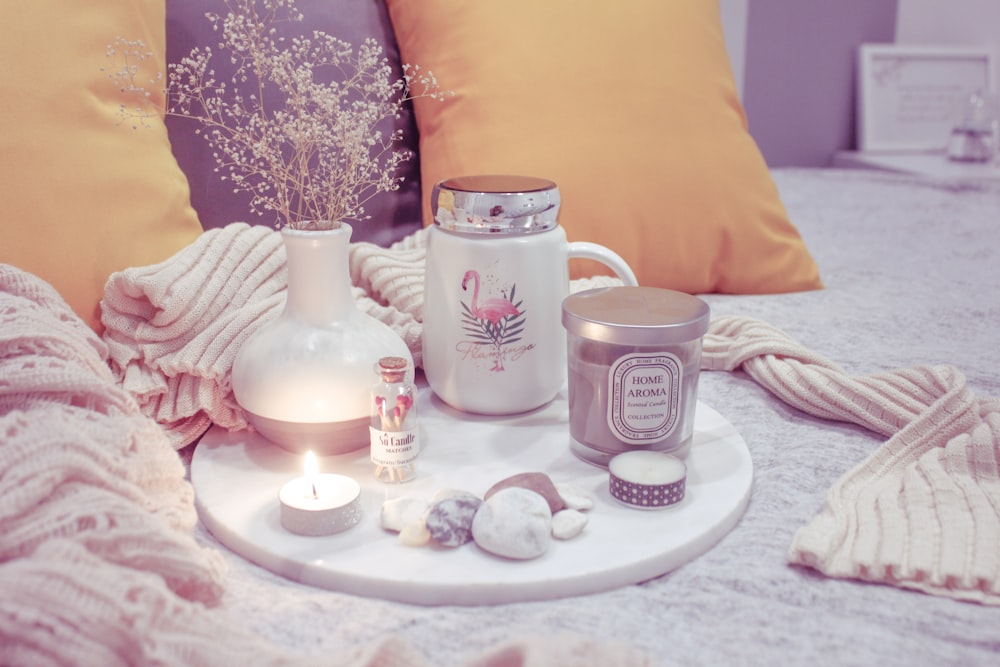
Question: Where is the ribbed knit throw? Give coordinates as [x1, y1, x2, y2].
[100, 224, 427, 449]
[100, 223, 618, 449]
[703, 318, 1000, 604]
[96, 223, 1000, 606]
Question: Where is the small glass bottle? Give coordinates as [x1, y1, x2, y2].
[370, 356, 419, 483]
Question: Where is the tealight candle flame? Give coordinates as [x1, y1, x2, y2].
[304, 450, 319, 499]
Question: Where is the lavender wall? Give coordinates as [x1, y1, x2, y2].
[742, 0, 899, 167]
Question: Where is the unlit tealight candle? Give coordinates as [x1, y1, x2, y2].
[608, 451, 687, 510]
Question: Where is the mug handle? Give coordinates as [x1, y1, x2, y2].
[567, 242, 639, 286]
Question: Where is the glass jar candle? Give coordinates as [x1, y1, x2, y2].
[561, 286, 710, 467]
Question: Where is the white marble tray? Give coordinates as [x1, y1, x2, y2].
[191, 390, 753, 606]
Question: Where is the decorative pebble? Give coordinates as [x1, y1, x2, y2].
[472, 487, 552, 560]
[484, 472, 565, 514]
[551, 509, 588, 540]
[425, 495, 483, 547]
[608, 451, 686, 510]
[554, 482, 594, 512]
[398, 520, 432, 547]
[380, 496, 429, 533]
[429, 488, 479, 504]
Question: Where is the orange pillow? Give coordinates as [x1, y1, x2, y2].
[386, 0, 822, 293]
[0, 2, 203, 333]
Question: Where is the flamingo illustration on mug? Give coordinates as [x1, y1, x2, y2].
[460, 269, 525, 372]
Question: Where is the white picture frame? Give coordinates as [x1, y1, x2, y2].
[857, 44, 994, 152]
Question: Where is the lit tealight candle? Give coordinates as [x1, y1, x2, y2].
[608, 451, 687, 510]
[278, 451, 362, 536]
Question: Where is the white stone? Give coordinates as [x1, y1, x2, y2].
[555, 482, 594, 511]
[551, 509, 589, 540]
[380, 496, 429, 533]
[485, 472, 564, 513]
[471, 487, 552, 560]
[398, 520, 431, 547]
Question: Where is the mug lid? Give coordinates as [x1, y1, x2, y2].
[562, 287, 711, 345]
[431, 175, 560, 233]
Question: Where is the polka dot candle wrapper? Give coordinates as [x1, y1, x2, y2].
[608, 451, 687, 510]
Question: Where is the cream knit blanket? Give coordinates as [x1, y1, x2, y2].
[0, 265, 268, 665]
[0, 259, 650, 666]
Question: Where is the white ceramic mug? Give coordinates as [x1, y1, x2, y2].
[423, 175, 638, 415]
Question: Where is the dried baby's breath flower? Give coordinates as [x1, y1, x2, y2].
[106, 0, 450, 230]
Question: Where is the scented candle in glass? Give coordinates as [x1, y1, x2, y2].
[561, 287, 710, 467]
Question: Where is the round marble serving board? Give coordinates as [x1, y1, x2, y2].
[191, 390, 753, 606]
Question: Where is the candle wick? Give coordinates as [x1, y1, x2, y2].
[311, 482, 318, 499]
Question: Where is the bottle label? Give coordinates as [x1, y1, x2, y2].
[370, 427, 420, 466]
[607, 352, 682, 445]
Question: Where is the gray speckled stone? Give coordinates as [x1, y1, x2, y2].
[472, 487, 552, 560]
[429, 488, 479, 505]
[425, 495, 483, 547]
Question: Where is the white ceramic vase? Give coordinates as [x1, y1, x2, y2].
[231, 224, 411, 455]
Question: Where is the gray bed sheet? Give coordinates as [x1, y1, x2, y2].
[193, 167, 1000, 666]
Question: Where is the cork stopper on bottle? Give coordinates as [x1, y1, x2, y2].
[377, 356, 409, 383]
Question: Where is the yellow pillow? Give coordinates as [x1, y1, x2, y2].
[0, 2, 203, 333]
[386, 0, 822, 293]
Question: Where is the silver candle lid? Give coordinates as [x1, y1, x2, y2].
[562, 286, 711, 346]
[431, 175, 560, 233]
